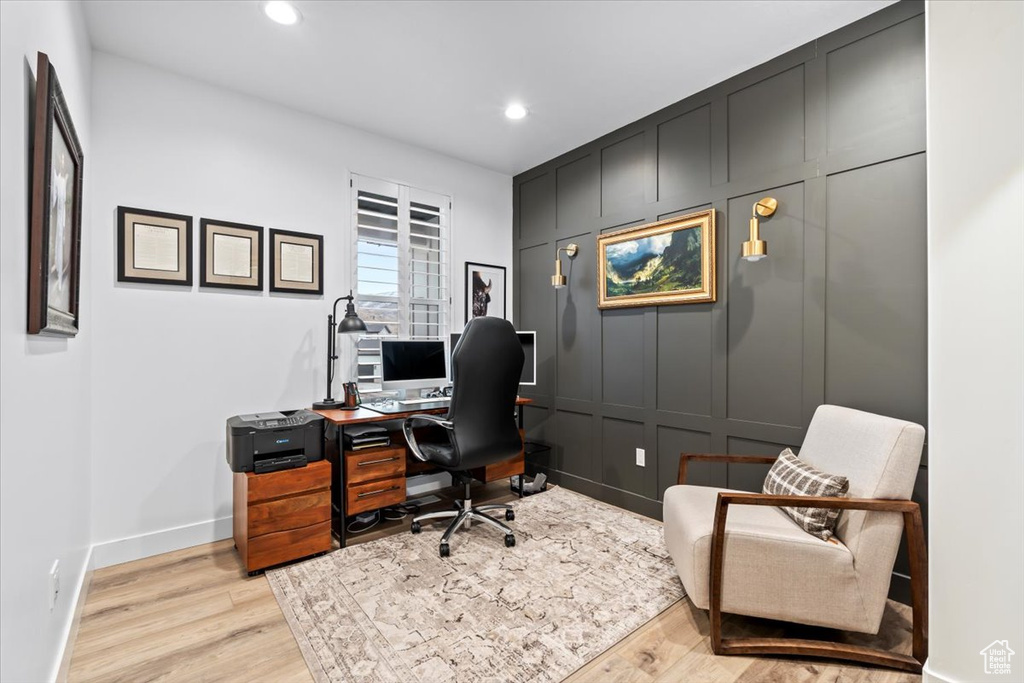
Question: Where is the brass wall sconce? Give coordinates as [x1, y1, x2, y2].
[741, 197, 778, 262]
[552, 243, 578, 288]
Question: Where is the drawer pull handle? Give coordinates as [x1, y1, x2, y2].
[357, 486, 400, 499]
[357, 457, 399, 467]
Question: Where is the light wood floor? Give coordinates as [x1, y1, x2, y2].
[69, 482, 920, 683]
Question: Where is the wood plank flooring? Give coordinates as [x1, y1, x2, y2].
[68, 482, 920, 683]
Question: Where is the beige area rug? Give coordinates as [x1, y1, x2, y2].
[267, 486, 685, 683]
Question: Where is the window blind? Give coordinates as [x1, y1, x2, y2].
[352, 174, 450, 392]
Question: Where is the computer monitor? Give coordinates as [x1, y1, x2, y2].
[449, 330, 536, 386]
[380, 340, 449, 391]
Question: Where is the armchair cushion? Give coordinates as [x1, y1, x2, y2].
[762, 449, 849, 541]
[663, 484, 874, 632]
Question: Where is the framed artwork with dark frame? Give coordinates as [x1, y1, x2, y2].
[465, 261, 506, 321]
[597, 209, 716, 309]
[199, 219, 263, 291]
[269, 229, 323, 295]
[28, 51, 84, 336]
[117, 206, 193, 286]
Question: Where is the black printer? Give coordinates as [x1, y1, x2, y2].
[226, 409, 324, 474]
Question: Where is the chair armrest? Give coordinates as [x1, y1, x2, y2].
[402, 414, 453, 463]
[677, 453, 778, 485]
[717, 492, 920, 513]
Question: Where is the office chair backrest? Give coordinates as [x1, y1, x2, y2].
[446, 317, 525, 470]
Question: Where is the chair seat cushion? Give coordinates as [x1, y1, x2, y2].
[663, 484, 874, 633]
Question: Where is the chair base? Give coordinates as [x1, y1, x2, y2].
[714, 636, 923, 673]
[411, 485, 515, 556]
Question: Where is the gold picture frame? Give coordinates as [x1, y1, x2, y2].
[597, 209, 716, 309]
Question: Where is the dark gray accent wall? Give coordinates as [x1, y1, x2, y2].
[513, 1, 927, 602]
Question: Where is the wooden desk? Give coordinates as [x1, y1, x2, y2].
[314, 398, 533, 547]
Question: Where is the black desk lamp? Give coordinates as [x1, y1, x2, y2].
[312, 291, 367, 410]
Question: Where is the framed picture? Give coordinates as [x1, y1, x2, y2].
[28, 52, 84, 336]
[200, 219, 263, 291]
[465, 262, 506, 321]
[269, 229, 323, 294]
[597, 209, 716, 309]
[117, 206, 193, 286]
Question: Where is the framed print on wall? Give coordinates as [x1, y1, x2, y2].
[28, 51, 84, 336]
[465, 262, 506, 321]
[269, 229, 323, 295]
[597, 209, 716, 309]
[117, 206, 193, 286]
[199, 219, 263, 291]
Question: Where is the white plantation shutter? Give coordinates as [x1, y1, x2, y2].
[352, 174, 450, 392]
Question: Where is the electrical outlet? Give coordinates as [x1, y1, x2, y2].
[635, 447, 645, 467]
[49, 560, 60, 611]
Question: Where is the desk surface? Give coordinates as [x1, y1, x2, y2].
[314, 397, 533, 426]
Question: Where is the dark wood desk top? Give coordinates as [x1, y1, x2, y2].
[314, 397, 533, 426]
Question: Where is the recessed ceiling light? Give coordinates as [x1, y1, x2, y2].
[263, 1, 301, 26]
[504, 104, 528, 120]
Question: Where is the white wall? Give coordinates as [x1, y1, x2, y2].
[925, 2, 1024, 681]
[88, 53, 512, 566]
[0, 2, 94, 681]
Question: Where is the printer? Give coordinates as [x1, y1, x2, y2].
[226, 409, 324, 474]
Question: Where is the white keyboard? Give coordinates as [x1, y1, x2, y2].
[398, 396, 451, 406]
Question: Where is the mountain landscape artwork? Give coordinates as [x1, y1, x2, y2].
[598, 210, 716, 308]
[604, 227, 702, 297]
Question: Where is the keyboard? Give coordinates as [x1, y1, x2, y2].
[398, 396, 451, 406]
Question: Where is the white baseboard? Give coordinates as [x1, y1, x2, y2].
[922, 659, 954, 683]
[92, 516, 233, 569]
[51, 546, 94, 683]
[406, 472, 449, 498]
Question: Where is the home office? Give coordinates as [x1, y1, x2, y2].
[1, 2, 1021, 683]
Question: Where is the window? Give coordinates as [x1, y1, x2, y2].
[351, 174, 450, 392]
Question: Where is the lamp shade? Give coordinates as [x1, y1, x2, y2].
[338, 297, 367, 334]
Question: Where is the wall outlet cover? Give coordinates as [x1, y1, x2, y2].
[636, 447, 645, 467]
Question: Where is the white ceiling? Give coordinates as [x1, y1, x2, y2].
[82, 0, 894, 175]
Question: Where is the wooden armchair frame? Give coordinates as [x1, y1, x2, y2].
[678, 453, 928, 673]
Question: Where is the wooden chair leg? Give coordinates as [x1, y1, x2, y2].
[709, 499, 928, 673]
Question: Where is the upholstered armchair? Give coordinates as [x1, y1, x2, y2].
[663, 405, 927, 672]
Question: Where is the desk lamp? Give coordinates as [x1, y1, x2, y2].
[312, 291, 367, 410]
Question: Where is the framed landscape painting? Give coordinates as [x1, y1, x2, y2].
[597, 209, 716, 309]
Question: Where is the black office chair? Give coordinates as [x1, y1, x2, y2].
[402, 317, 525, 557]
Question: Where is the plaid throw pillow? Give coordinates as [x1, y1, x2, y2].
[763, 448, 849, 541]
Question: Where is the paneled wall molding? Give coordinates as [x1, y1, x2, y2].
[515, 1, 927, 604]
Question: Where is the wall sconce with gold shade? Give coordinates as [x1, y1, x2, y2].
[552, 243, 578, 288]
[741, 197, 778, 262]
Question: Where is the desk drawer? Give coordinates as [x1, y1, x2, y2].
[249, 489, 330, 537]
[346, 476, 405, 515]
[247, 460, 329, 503]
[345, 447, 406, 485]
[247, 521, 331, 572]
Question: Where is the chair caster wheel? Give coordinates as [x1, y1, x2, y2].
[411, 521, 421, 534]
[505, 510, 515, 521]
[439, 543, 450, 557]
[505, 534, 516, 547]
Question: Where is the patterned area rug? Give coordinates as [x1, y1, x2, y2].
[267, 487, 685, 683]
